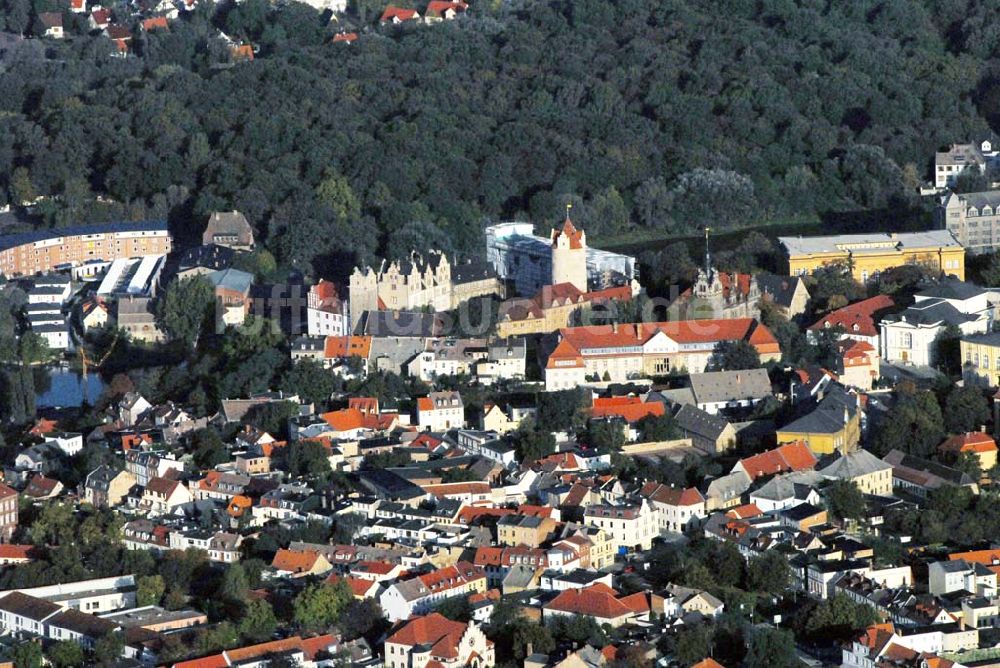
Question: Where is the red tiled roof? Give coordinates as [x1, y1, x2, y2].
[545, 584, 639, 620]
[691, 659, 726, 668]
[227, 495, 252, 518]
[0, 545, 36, 561]
[639, 481, 704, 506]
[332, 32, 358, 43]
[141, 16, 168, 30]
[425, 0, 468, 17]
[736, 441, 817, 481]
[808, 295, 894, 337]
[552, 217, 585, 250]
[591, 396, 665, 423]
[380, 6, 419, 21]
[940, 432, 998, 455]
[386, 613, 474, 653]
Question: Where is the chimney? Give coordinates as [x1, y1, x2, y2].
[612, 322, 618, 334]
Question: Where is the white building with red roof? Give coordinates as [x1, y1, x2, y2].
[638, 482, 706, 534]
[545, 318, 780, 390]
[417, 391, 464, 431]
[384, 613, 494, 668]
[306, 279, 349, 337]
[380, 562, 486, 622]
[542, 583, 652, 628]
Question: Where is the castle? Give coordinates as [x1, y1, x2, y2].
[671, 232, 761, 321]
[348, 251, 502, 327]
[550, 215, 588, 292]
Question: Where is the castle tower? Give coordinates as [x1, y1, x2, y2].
[550, 206, 588, 292]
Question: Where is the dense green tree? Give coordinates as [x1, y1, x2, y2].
[637, 412, 681, 442]
[93, 631, 125, 667]
[510, 428, 556, 462]
[934, 324, 963, 377]
[238, 598, 278, 642]
[672, 624, 713, 666]
[190, 428, 229, 469]
[136, 574, 165, 607]
[293, 581, 352, 631]
[9, 641, 42, 668]
[157, 276, 214, 348]
[871, 388, 945, 457]
[804, 593, 880, 642]
[583, 419, 626, 452]
[280, 359, 336, 406]
[746, 551, 790, 595]
[45, 641, 85, 668]
[944, 386, 990, 434]
[285, 439, 332, 477]
[710, 339, 763, 371]
[745, 627, 797, 668]
[826, 480, 867, 521]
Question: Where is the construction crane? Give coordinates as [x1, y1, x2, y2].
[77, 329, 119, 405]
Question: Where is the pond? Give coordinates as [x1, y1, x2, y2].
[34, 367, 106, 408]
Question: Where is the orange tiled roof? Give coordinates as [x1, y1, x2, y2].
[324, 335, 372, 360]
[940, 432, 998, 455]
[141, 16, 168, 30]
[227, 495, 251, 518]
[426, 0, 467, 16]
[0, 545, 35, 560]
[737, 441, 817, 481]
[332, 32, 357, 43]
[591, 396, 664, 423]
[639, 481, 704, 507]
[726, 503, 763, 520]
[271, 549, 322, 574]
[691, 659, 726, 668]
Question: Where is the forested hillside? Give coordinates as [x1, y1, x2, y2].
[0, 0, 998, 276]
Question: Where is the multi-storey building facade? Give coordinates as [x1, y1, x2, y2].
[0, 484, 17, 542]
[306, 279, 349, 337]
[779, 231, 965, 282]
[544, 318, 781, 390]
[939, 189, 1000, 253]
[0, 221, 172, 277]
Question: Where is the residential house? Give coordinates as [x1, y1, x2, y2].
[424, 0, 467, 22]
[940, 187, 1000, 252]
[935, 141, 996, 189]
[481, 402, 536, 434]
[731, 440, 818, 481]
[379, 562, 486, 622]
[202, 211, 254, 250]
[0, 484, 17, 542]
[776, 385, 861, 455]
[140, 477, 191, 515]
[661, 583, 725, 619]
[380, 6, 420, 23]
[836, 340, 880, 390]
[271, 549, 333, 578]
[583, 501, 658, 553]
[24, 475, 63, 500]
[808, 295, 894, 350]
[417, 391, 464, 431]
[117, 296, 165, 343]
[757, 273, 810, 318]
[80, 298, 109, 331]
[671, 404, 736, 455]
[939, 432, 998, 473]
[125, 450, 182, 487]
[883, 449, 979, 497]
[38, 12, 64, 38]
[928, 559, 997, 597]
[687, 369, 772, 415]
[638, 482, 706, 534]
[306, 279, 349, 337]
[817, 449, 894, 497]
[83, 466, 136, 508]
[542, 583, 651, 628]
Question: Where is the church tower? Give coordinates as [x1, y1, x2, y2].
[550, 206, 588, 292]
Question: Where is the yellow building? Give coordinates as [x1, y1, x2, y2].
[940, 432, 998, 474]
[961, 332, 1000, 387]
[496, 283, 633, 338]
[496, 515, 559, 548]
[776, 387, 861, 455]
[817, 450, 893, 497]
[779, 231, 965, 282]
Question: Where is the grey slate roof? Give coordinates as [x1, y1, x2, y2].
[207, 267, 253, 294]
[915, 279, 988, 302]
[689, 369, 772, 405]
[779, 231, 961, 256]
[880, 298, 979, 327]
[756, 274, 806, 309]
[818, 449, 891, 479]
[673, 404, 730, 441]
[0, 220, 168, 253]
